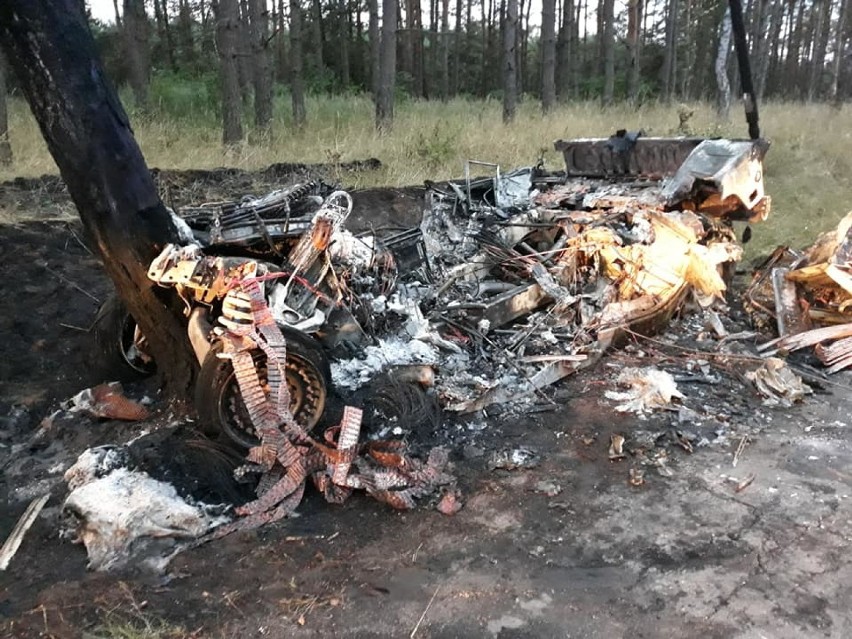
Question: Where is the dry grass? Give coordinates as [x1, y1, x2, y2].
[3, 95, 852, 256]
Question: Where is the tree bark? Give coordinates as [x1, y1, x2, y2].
[556, 0, 574, 100]
[627, 0, 643, 103]
[601, 0, 615, 105]
[376, 0, 398, 131]
[177, 0, 196, 67]
[216, 0, 244, 144]
[807, 0, 832, 100]
[661, 0, 678, 101]
[831, 0, 848, 104]
[291, 0, 307, 125]
[451, 0, 464, 94]
[0, 0, 196, 396]
[123, 0, 150, 111]
[541, 0, 557, 112]
[312, 0, 325, 73]
[440, 0, 451, 99]
[0, 53, 11, 165]
[153, 0, 178, 71]
[502, 0, 518, 122]
[716, 7, 733, 119]
[369, 0, 381, 97]
[337, 0, 351, 88]
[249, 0, 273, 133]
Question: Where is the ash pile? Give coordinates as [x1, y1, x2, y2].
[340, 135, 772, 415]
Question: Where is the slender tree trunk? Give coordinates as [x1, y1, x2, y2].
[758, 0, 783, 100]
[785, 0, 804, 97]
[808, 0, 831, 100]
[451, 0, 464, 94]
[216, 0, 244, 144]
[369, 0, 381, 97]
[112, 0, 123, 27]
[556, 0, 573, 100]
[248, 0, 272, 133]
[0, 53, 11, 165]
[122, 0, 150, 111]
[236, 0, 253, 104]
[178, 0, 196, 67]
[481, 0, 491, 97]
[541, 0, 556, 111]
[832, 0, 849, 104]
[154, 0, 177, 71]
[601, 0, 614, 105]
[0, 0, 196, 396]
[338, 0, 351, 88]
[276, 0, 288, 83]
[376, 0, 398, 130]
[661, 0, 678, 101]
[440, 0, 451, 99]
[626, 0, 643, 102]
[290, 0, 306, 126]
[716, 7, 732, 119]
[312, 0, 325, 72]
[411, 0, 425, 96]
[502, 0, 518, 121]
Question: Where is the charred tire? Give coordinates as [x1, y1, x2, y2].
[195, 329, 330, 449]
[91, 295, 156, 381]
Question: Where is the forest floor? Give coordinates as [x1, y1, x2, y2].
[2, 165, 852, 639]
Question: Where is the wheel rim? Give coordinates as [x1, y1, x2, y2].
[217, 350, 326, 448]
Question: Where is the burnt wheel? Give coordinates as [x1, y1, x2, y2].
[91, 295, 156, 381]
[195, 328, 330, 448]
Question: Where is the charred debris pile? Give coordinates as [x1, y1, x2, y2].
[18, 132, 852, 572]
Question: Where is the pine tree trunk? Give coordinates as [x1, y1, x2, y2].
[178, 0, 196, 66]
[627, 0, 643, 103]
[440, 0, 450, 99]
[312, 0, 325, 72]
[661, 0, 678, 102]
[275, 0, 288, 83]
[808, 0, 832, 100]
[502, 0, 518, 121]
[411, 0, 425, 97]
[376, 0, 398, 130]
[0, 53, 11, 165]
[832, 0, 849, 104]
[541, 0, 556, 111]
[216, 0, 244, 144]
[290, 0, 306, 126]
[716, 7, 732, 119]
[451, 0, 464, 94]
[369, 0, 381, 97]
[556, 0, 573, 100]
[123, 0, 150, 111]
[0, 0, 196, 397]
[338, 0, 351, 88]
[153, 0, 177, 71]
[601, 0, 614, 105]
[237, 0, 253, 104]
[248, 0, 273, 133]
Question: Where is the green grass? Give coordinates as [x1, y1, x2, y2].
[2, 93, 851, 257]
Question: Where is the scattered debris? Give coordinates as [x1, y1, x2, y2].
[750, 212, 852, 372]
[0, 494, 49, 571]
[532, 480, 563, 497]
[608, 434, 626, 461]
[605, 367, 684, 414]
[746, 357, 811, 406]
[436, 490, 463, 515]
[489, 447, 541, 471]
[628, 467, 645, 487]
[64, 382, 150, 421]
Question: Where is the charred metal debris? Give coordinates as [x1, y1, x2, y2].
[747, 211, 852, 373]
[129, 133, 776, 533]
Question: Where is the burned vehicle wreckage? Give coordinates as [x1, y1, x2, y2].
[49, 132, 800, 569]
